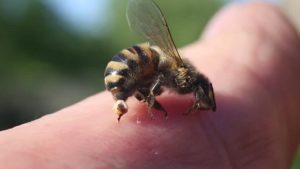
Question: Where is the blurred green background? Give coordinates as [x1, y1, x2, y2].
[0, 0, 299, 167]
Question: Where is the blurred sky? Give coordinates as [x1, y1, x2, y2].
[44, 0, 111, 35]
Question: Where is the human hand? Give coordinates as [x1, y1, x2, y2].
[0, 2, 300, 169]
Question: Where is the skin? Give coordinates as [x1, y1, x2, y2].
[0, 2, 300, 169]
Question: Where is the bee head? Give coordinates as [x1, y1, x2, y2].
[112, 100, 128, 122]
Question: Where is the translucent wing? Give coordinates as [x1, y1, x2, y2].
[127, 0, 183, 66]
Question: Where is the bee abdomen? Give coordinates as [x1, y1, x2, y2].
[104, 43, 158, 100]
[104, 60, 130, 91]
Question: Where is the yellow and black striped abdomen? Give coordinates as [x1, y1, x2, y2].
[104, 43, 158, 101]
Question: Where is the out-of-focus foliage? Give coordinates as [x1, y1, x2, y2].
[293, 150, 300, 169]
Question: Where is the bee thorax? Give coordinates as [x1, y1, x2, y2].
[163, 61, 200, 94]
[176, 67, 189, 85]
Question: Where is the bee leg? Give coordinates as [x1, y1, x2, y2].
[152, 99, 168, 119]
[134, 87, 155, 118]
[184, 100, 201, 115]
[134, 90, 147, 102]
[197, 83, 216, 111]
[135, 88, 167, 119]
[146, 75, 168, 119]
[185, 86, 212, 115]
[208, 83, 217, 111]
[146, 96, 155, 119]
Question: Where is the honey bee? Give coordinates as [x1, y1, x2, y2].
[104, 0, 216, 121]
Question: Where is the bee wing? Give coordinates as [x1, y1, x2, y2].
[127, 0, 183, 66]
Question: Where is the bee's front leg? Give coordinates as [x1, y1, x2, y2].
[185, 86, 214, 114]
